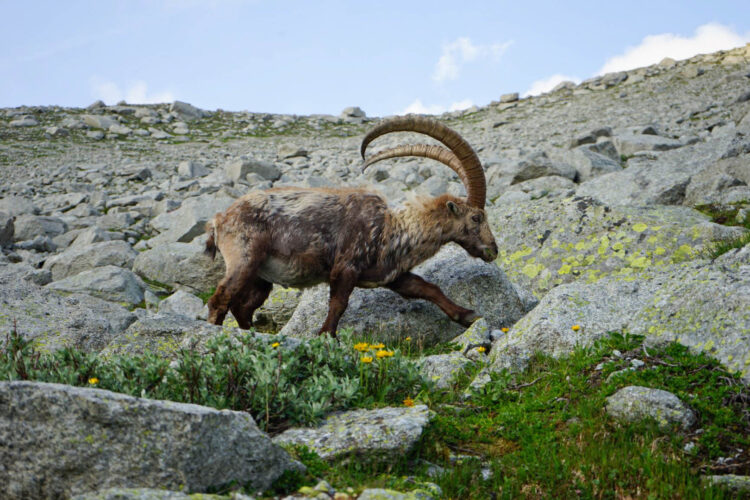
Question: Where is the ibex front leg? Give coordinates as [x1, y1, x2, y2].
[387, 272, 479, 327]
[319, 267, 357, 337]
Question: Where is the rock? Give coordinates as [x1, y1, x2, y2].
[340, 106, 366, 122]
[0, 195, 39, 216]
[0, 264, 136, 352]
[278, 144, 308, 159]
[102, 315, 216, 357]
[499, 92, 519, 103]
[43, 240, 137, 281]
[83, 114, 118, 130]
[169, 101, 206, 121]
[487, 247, 750, 382]
[109, 124, 132, 136]
[511, 152, 577, 184]
[45, 126, 70, 137]
[14, 235, 56, 252]
[36, 192, 89, 215]
[252, 285, 302, 332]
[450, 317, 492, 350]
[149, 128, 172, 139]
[419, 352, 473, 389]
[158, 290, 205, 319]
[0, 381, 298, 498]
[281, 245, 526, 345]
[684, 156, 750, 206]
[70, 488, 212, 500]
[87, 130, 105, 140]
[46, 265, 146, 306]
[69, 226, 113, 248]
[561, 144, 622, 181]
[148, 192, 235, 245]
[12, 214, 68, 241]
[0, 211, 14, 247]
[132, 242, 225, 294]
[357, 488, 436, 500]
[273, 405, 431, 462]
[703, 475, 750, 495]
[177, 160, 209, 178]
[605, 386, 696, 430]
[612, 133, 683, 156]
[225, 158, 281, 183]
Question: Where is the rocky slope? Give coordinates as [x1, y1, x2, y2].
[1, 44, 749, 497]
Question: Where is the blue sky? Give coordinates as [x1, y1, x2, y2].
[2, 1, 749, 116]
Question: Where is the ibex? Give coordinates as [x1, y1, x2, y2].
[205, 116, 498, 335]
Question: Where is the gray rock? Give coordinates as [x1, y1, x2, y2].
[158, 290, 205, 319]
[358, 488, 436, 500]
[281, 245, 526, 345]
[36, 192, 89, 215]
[613, 133, 683, 156]
[83, 114, 118, 130]
[109, 124, 132, 136]
[70, 226, 113, 248]
[43, 240, 137, 281]
[499, 92, 519, 103]
[12, 214, 68, 241]
[340, 106, 366, 122]
[87, 130, 105, 140]
[71, 488, 208, 500]
[225, 158, 281, 182]
[45, 126, 70, 137]
[488, 247, 750, 382]
[9, 116, 39, 127]
[170, 101, 207, 121]
[149, 128, 172, 139]
[14, 235, 56, 252]
[419, 352, 473, 389]
[178, 160, 209, 178]
[511, 152, 577, 184]
[605, 386, 696, 430]
[132, 242, 225, 294]
[684, 156, 750, 206]
[0, 381, 297, 498]
[148, 192, 235, 244]
[0, 211, 14, 247]
[0, 264, 136, 352]
[273, 405, 431, 462]
[252, 286, 302, 332]
[562, 145, 622, 181]
[47, 265, 145, 306]
[0, 195, 39, 216]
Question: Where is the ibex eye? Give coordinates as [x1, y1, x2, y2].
[472, 214, 481, 223]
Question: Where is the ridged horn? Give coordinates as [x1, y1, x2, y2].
[362, 144, 464, 174]
[361, 115, 486, 207]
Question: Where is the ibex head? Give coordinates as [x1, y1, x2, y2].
[361, 115, 498, 262]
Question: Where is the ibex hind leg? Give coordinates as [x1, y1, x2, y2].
[207, 237, 268, 327]
[230, 278, 272, 330]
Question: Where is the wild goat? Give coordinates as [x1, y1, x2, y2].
[205, 116, 498, 335]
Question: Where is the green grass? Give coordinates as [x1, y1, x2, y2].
[696, 201, 750, 258]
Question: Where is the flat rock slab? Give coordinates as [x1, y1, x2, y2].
[71, 488, 226, 500]
[46, 265, 145, 306]
[273, 405, 432, 462]
[44, 240, 137, 281]
[605, 385, 696, 430]
[0, 381, 297, 499]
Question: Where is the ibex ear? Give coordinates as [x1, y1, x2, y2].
[446, 200, 460, 216]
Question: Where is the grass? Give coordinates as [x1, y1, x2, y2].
[695, 201, 750, 258]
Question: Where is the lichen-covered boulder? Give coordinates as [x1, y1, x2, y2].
[0, 381, 298, 499]
[280, 245, 525, 344]
[419, 352, 474, 389]
[71, 488, 226, 500]
[489, 195, 742, 298]
[487, 245, 750, 382]
[157, 289, 205, 319]
[605, 386, 696, 430]
[273, 405, 432, 462]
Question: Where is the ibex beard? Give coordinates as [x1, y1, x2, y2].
[205, 116, 499, 336]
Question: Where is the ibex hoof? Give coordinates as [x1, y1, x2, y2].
[458, 310, 480, 328]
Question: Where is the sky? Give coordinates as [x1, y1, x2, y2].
[1, 1, 749, 117]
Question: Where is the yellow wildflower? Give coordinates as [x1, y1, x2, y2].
[271, 342, 280, 348]
[353, 342, 370, 352]
[403, 397, 415, 407]
[361, 356, 373, 364]
[376, 349, 394, 359]
[405, 337, 412, 342]
[571, 325, 581, 332]
[477, 346, 486, 353]
[88, 377, 99, 385]
[501, 327, 509, 333]
[371, 343, 385, 350]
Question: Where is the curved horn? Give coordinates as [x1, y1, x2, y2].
[361, 115, 486, 207]
[362, 144, 464, 175]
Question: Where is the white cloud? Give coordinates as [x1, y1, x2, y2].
[398, 98, 474, 116]
[523, 74, 581, 97]
[90, 78, 175, 104]
[599, 23, 750, 75]
[433, 37, 513, 82]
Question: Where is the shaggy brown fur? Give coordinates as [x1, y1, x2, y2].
[205, 186, 498, 335]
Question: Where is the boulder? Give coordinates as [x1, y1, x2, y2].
[0, 195, 39, 216]
[280, 245, 526, 345]
[0, 381, 297, 499]
[487, 246, 750, 382]
[510, 151, 578, 184]
[0, 211, 14, 247]
[148, 192, 235, 245]
[225, 158, 282, 183]
[252, 285, 302, 332]
[70, 488, 213, 500]
[12, 214, 68, 242]
[82, 114, 118, 130]
[489, 195, 740, 297]
[605, 386, 696, 430]
[419, 352, 474, 389]
[684, 156, 750, 206]
[273, 405, 431, 462]
[561, 144, 622, 181]
[157, 290, 205, 319]
[612, 133, 684, 156]
[169, 101, 207, 121]
[132, 242, 225, 294]
[43, 240, 137, 281]
[177, 160, 209, 178]
[0, 264, 136, 353]
[46, 266, 146, 306]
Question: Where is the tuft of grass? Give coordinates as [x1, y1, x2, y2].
[696, 201, 750, 258]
